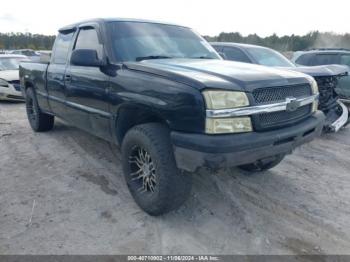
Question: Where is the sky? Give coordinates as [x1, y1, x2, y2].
[0, 0, 349, 37]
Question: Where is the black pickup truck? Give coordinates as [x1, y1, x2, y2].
[20, 18, 324, 215]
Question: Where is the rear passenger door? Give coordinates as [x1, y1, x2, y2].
[64, 26, 111, 140]
[47, 30, 75, 117]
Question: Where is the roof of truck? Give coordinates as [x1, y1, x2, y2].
[59, 18, 188, 33]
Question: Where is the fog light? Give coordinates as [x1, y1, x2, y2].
[206, 117, 253, 134]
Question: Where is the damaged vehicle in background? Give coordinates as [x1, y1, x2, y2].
[292, 48, 350, 104]
[211, 43, 349, 132]
[0, 54, 29, 101]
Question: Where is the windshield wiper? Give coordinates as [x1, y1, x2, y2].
[136, 55, 174, 62]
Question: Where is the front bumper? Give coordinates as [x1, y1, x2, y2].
[0, 84, 24, 101]
[324, 101, 349, 132]
[172, 111, 325, 172]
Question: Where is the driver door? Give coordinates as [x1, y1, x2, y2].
[64, 26, 111, 140]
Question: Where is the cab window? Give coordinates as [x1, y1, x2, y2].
[312, 54, 339, 65]
[295, 53, 313, 65]
[74, 28, 103, 59]
[340, 54, 350, 67]
[52, 32, 74, 64]
[223, 47, 251, 63]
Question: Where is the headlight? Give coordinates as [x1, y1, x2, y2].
[0, 79, 8, 87]
[206, 117, 253, 134]
[312, 101, 318, 113]
[203, 90, 249, 109]
[309, 78, 319, 95]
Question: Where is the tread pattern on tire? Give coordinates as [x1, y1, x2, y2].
[121, 123, 192, 216]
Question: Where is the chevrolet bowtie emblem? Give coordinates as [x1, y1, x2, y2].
[285, 97, 301, 112]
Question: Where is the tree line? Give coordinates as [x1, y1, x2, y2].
[1, 31, 350, 52]
[204, 31, 350, 52]
[0, 32, 55, 50]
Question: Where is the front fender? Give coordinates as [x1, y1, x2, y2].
[109, 68, 206, 135]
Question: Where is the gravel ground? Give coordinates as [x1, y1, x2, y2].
[0, 102, 350, 255]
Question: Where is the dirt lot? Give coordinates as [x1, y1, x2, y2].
[0, 102, 350, 255]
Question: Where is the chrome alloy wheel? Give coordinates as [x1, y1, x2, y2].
[128, 146, 157, 193]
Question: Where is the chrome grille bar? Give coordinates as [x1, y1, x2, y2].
[206, 94, 318, 118]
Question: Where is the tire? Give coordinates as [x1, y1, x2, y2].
[121, 123, 192, 216]
[239, 154, 285, 172]
[25, 88, 54, 132]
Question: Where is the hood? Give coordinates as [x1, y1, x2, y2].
[0, 70, 19, 81]
[284, 64, 348, 78]
[124, 59, 310, 92]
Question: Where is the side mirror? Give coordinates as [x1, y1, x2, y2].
[71, 49, 105, 67]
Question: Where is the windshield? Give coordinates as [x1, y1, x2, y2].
[0, 57, 27, 70]
[108, 21, 220, 62]
[246, 47, 295, 67]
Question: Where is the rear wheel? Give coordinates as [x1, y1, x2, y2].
[239, 154, 285, 172]
[121, 123, 192, 216]
[25, 88, 54, 132]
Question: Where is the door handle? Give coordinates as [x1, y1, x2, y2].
[64, 75, 72, 82]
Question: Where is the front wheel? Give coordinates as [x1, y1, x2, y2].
[121, 123, 192, 216]
[239, 154, 285, 172]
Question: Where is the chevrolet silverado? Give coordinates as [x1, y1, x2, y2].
[20, 19, 325, 215]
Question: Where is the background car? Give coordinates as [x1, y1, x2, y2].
[292, 48, 350, 102]
[211, 42, 349, 132]
[0, 54, 29, 101]
[10, 49, 40, 62]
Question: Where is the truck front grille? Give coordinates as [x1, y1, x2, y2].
[256, 105, 312, 130]
[252, 84, 313, 130]
[253, 84, 312, 104]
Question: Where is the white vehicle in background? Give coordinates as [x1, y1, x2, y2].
[10, 49, 40, 62]
[0, 55, 29, 101]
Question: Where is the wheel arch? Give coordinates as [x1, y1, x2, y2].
[114, 104, 170, 145]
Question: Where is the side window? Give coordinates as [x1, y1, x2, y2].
[74, 28, 103, 59]
[223, 47, 251, 63]
[312, 54, 339, 65]
[295, 53, 313, 65]
[52, 32, 74, 64]
[340, 54, 350, 67]
[212, 45, 222, 53]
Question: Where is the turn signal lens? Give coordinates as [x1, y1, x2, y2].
[206, 117, 253, 134]
[310, 78, 319, 95]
